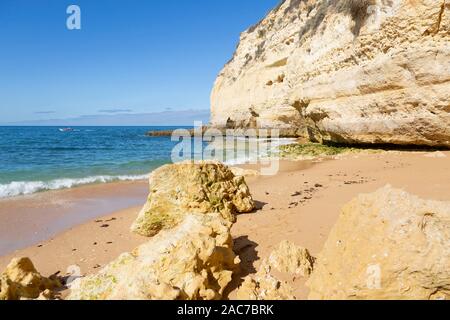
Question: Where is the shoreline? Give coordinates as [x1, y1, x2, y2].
[0, 151, 449, 299]
[0, 180, 148, 256]
[0, 160, 306, 257]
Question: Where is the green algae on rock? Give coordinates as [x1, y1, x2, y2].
[278, 143, 369, 159]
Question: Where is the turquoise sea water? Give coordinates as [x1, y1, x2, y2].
[0, 126, 184, 198]
[0, 126, 296, 199]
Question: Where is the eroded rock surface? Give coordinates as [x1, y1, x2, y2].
[68, 214, 240, 300]
[0, 258, 61, 300]
[236, 241, 314, 300]
[131, 161, 255, 237]
[307, 186, 450, 300]
[268, 240, 315, 277]
[236, 261, 295, 300]
[211, 0, 450, 147]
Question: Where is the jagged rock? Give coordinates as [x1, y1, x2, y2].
[68, 214, 240, 300]
[131, 161, 254, 237]
[307, 186, 450, 300]
[0, 257, 61, 300]
[235, 240, 313, 300]
[268, 240, 315, 277]
[236, 261, 295, 300]
[211, 0, 450, 147]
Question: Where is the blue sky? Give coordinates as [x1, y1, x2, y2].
[0, 0, 278, 125]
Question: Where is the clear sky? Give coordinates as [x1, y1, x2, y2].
[0, 0, 278, 125]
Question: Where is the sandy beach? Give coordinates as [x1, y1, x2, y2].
[0, 180, 149, 256]
[1, 150, 448, 299]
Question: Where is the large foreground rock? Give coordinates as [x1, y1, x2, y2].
[68, 214, 240, 300]
[307, 186, 450, 300]
[131, 161, 254, 237]
[0, 258, 61, 300]
[211, 0, 450, 147]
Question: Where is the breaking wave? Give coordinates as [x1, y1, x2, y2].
[0, 174, 149, 199]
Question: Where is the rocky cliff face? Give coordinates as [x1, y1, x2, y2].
[211, 0, 450, 147]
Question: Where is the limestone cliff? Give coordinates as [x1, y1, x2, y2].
[211, 0, 450, 147]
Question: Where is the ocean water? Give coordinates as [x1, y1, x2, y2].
[0, 126, 184, 198]
[0, 126, 295, 199]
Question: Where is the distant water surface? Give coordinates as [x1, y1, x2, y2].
[0, 126, 295, 199]
[0, 126, 182, 198]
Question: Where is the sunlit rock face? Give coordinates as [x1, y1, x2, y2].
[69, 214, 240, 300]
[0, 258, 61, 300]
[211, 0, 450, 147]
[236, 240, 315, 300]
[307, 186, 450, 300]
[131, 161, 255, 237]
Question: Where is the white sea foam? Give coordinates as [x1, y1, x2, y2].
[0, 174, 149, 199]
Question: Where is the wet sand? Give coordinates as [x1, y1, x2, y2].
[0, 181, 148, 256]
[0, 151, 449, 299]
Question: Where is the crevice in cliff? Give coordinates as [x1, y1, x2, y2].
[291, 100, 326, 143]
[267, 58, 288, 68]
[424, 1, 446, 36]
[345, 0, 376, 36]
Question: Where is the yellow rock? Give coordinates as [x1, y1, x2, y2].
[0, 257, 61, 300]
[307, 186, 450, 300]
[68, 214, 240, 300]
[131, 161, 255, 237]
[268, 240, 315, 277]
[236, 261, 295, 300]
[235, 240, 314, 300]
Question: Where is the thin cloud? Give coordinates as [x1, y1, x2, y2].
[98, 108, 133, 113]
[4, 109, 211, 126]
[34, 111, 56, 114]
